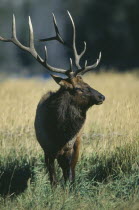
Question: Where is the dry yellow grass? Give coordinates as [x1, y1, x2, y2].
[0, 72, 139, 157]
[0, 72, 139, 209]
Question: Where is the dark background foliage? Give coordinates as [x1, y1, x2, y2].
[0, 0, 139, 75]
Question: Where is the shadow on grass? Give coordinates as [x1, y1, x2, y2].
[1, 145, 136, 197]
[0, 157, 38, 197]
[87, 160, 114, 182]
[86, 146, 136, 183]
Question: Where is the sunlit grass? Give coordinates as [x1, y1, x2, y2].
[0, 71, 139, 209]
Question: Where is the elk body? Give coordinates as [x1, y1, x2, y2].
[0, 11, 105, 185]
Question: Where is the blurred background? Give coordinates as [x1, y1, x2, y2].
[0, 0, 139, 77]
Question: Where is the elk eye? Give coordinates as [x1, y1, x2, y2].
[75, 88, 84, 93]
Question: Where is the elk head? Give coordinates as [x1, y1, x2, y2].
[0, 11, 105, 109]
[39, 11, 105, 109]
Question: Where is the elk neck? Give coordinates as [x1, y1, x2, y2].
[56, 88, 87, 122]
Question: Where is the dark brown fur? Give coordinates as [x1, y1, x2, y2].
[34, 76, 105, 185]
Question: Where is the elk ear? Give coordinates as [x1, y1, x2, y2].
[51, 75, 73, 89]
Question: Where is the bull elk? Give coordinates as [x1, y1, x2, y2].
[0, 11, 105, 186]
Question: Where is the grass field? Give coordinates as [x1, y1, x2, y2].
[0, 72, 139, 209]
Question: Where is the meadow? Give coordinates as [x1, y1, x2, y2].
[0, 71, 139, 209]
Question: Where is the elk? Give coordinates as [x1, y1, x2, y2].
[0, 11, 105, 186]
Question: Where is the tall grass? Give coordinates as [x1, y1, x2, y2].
[0, 72, 139, 209]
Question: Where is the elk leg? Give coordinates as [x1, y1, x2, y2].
[57, 152, 73, 183]
[70, 136, 81, 181]
[45, 153, 57, 186]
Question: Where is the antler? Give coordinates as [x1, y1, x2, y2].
[39, 11, 101, 76]
[0, 14, 74, 77]
[0, 12, 101, 78]
[67, 11, 87, 70]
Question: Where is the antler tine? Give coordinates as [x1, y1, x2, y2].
[75, 52, 102, 76]
[52, 13, 59, 34]
[28, 16, 35, 50]
[84, 51, 101, 72]
[67, 11, 87, 70]
[11, 15, 29, 52]
[69, 58, 73, 72]
[39, 13, 65, 45]
[52, 13, 65, 44]
[12, 14, 16, 39]
[80, 41, 86, 58]
[84, 60, 88, 68]
[44, 45, 48, 62]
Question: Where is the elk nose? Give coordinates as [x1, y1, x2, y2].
[99, 95, 105, 101]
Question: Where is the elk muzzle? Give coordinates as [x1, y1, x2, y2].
[90, 88, 105, 105]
